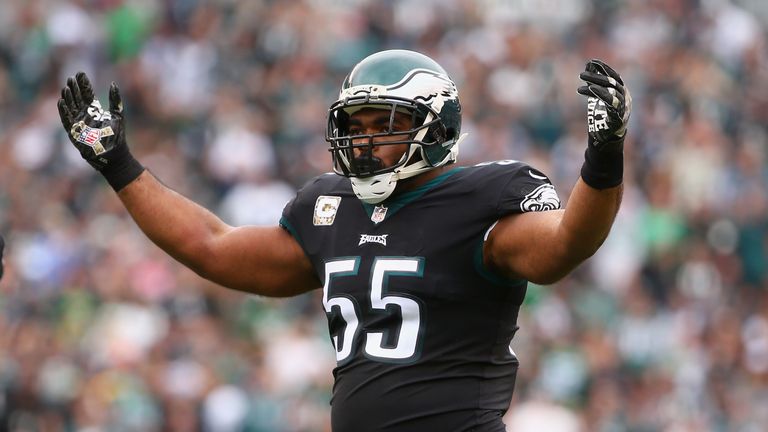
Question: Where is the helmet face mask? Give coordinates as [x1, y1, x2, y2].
[325, 50, 464, 203]
[327, 99, 445, 178]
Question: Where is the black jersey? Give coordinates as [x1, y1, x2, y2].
[280, 161, 560, 432]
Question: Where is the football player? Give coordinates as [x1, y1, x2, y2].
[57, 50, 630, 432]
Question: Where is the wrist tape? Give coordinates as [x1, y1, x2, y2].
[99, 144, 145, 191]
[580, 140, 623, 190]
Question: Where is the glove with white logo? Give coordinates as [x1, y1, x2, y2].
[576, 59, 631, 189]
[57, 72, 144, 191]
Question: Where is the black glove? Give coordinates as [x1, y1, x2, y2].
[57, 72, 144, 191]
[0, 235, 5, 280]
[577, 59, 632, 153]
[576, 60, 631, 189]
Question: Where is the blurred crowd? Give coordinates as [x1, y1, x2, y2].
[1, 0, 767, 431]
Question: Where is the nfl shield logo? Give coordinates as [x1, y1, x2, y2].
[371, 205, 387, 224]
[79, 128, 101, 146]
[75, 124, 107, 155]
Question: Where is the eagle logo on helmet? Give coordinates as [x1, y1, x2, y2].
[385, 69, 459, 113]
[340, 69, 458, 114]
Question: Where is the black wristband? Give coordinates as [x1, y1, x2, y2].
[580, 139, 623, 189]
[99, 146, 145, 191]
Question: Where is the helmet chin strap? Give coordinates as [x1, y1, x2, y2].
[350, 133, 468, 204]
[351, 173, 398, 204]
[350, 143, 427, 204]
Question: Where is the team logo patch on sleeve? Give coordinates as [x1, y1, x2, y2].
[313, 195, 342, 226]
[520, 184, 560, 212]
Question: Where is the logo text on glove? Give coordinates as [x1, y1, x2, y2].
[587, 98, 610, 132]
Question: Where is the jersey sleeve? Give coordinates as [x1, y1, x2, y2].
[495, 163, 561, 217]
[467, 161, 562, 285]
[279, 176, 324, 251]
[279, 196, 302, 244]
[279, 173, 349, 262]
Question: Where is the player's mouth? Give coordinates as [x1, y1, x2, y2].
[353, 154, 385, 174]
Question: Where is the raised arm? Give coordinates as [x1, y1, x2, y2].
[57, 72, 318, 296]
[484, 179, 622, 285]
[484, 60, 631, 285]
[118, 171, 318, 296]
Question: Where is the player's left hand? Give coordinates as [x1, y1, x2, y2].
[577, 59, 632, 153]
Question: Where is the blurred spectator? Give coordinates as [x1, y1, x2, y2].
[0, 235, 5, 280]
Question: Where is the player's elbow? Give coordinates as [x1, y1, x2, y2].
[185, 253, 246, 292]
[526, 243, 597, 285]
[526, 261, 581, 285]
[170, 237, 219, 279]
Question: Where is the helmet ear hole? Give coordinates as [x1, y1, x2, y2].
[426, 123, 447, 145]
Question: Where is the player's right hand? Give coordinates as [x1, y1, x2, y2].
[57, 72, 129, 171]
[577, 60, 632, 153]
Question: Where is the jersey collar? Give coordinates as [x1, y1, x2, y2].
[360, 167, 463, 223]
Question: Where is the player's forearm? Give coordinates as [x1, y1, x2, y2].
[116, 171, 232, 274]
[552, 57, 630, 273]
[56, 74, 230, 278]
[559, 177, 622, 260]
